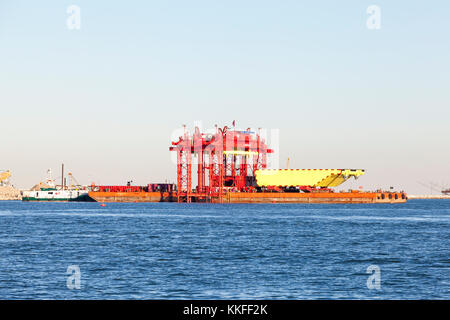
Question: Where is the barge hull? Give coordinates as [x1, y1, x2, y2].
[89, 191, 176, 203]
[89, 191, 406, 204]
[226, 192, 406, 203]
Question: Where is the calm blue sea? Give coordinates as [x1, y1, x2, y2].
[0, 200, 448, 299]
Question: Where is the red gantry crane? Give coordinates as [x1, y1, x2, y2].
[170, 124, 273, 203]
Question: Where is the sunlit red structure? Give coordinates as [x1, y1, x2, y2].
[170, 125, 273, 202]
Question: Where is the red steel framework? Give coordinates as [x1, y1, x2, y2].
[170, 124, 273, 203]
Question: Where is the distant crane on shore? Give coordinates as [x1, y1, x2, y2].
[417, 181, 449, 195]
[0, 170, 11, 186]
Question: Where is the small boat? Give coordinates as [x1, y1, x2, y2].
[22, 165, 93, 202]
[22, 189, 91, 202]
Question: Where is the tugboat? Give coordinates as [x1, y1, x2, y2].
[22, 165, 93, 202]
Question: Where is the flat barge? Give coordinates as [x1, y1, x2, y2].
[88, 123, 408, 204]
[88, 190, 406, 204]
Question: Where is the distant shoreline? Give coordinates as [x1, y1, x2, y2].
[0, 186, 22, 201]
[408, 195, 450, 199]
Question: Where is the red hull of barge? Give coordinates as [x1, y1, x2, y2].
[88, 191, 407, 204]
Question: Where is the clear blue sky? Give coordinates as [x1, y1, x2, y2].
[1, 1, 449, 193]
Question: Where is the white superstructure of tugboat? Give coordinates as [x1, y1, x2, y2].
[22, 165, 92, 202]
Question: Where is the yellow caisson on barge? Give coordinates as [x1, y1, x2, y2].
[255, 169, 365, 188]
